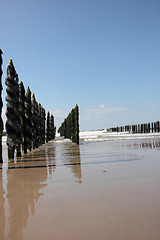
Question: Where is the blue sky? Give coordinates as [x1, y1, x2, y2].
[1, 0, 160, 130]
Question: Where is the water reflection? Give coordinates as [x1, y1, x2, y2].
[45, 142, 56, 175]
[6, 153, 48, 240]
[0, 144, 50, 240]
[62, 143, 82, 184]
[0, 170, 5, 240]
[0, 140, 82, 240]
[125, 140, 160, 150]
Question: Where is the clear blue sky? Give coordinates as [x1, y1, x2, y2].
[1, 0, 160, 130]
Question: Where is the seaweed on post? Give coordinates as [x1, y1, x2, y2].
[50, 114, 56, 140]
[74, 104, 79, 144]
[31, 93, 37, 149]
[46, 111, 51, 143]
[42, 107, 46, 144]
[5, 59, 21, 159]
[25, 87, 32, 151]
[38, 103, 44, 146]
[19, 81, 27, 153]
[0, 49, 3, 162]
[58, 104, 79, 144]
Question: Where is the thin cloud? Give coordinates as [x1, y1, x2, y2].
[51, 109, 67, 119]
[80, 104, 128, 130]
[85, 104, 127, 115]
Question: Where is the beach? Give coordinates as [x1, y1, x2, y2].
[0, 132, 160, 240]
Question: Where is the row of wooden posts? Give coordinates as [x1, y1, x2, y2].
[58, 105, 79, 144]
[0, 50, 80, 163]
[0, 51, 56, 162]
[0, 49, 159, 162]
[0, 50, 3, 162]
[111, 121, 160, 133]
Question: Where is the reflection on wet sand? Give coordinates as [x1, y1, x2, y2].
[6, 155, 48, 239]
[0, 170, 5, 240]
[45, 142, 56, 175]
[0, 137, 160, 240]
[136, 141, 160, 149]
[62, 143, 82, 184]
[0, 144, 49, 240]
[0, 140, 82, 240]
[2, 141, 82, 183]
[124, 139, 160, 150]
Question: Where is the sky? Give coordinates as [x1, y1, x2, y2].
[1, 0, 160, 131]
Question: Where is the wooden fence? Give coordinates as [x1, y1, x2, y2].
[111, 121, 160, 133]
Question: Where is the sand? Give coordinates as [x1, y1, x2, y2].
[0, 137, 160, 240]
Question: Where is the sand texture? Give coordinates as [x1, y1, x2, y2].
[0, 137, 160, 240]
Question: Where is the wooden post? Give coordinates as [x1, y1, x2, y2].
[151, 122, 154, 133]
[135, 125, 137, 133]
[0, 49, 3, 163]
[157, 121, 160, 132]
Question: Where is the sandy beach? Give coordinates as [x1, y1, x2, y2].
[0, 135, 160, 240]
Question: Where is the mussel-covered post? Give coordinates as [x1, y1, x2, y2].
[58, 104, 79, 144]
[74, 104, 79, 144]
[42, 108, 46, 144]
[50, 114, 55, 140]
[19, 81, 27, 153]
[25, 87, 32, 151]
[46, 111, 51, 143]
[0, 50, 3, 162]
[31, 93, 37, 149]
[157, 121, 160, 132]
[38, 103, 45, 146]
[37, 103, 42, 147]
[5, 59, 21, 159]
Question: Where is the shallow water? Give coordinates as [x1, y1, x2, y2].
[0, 137, 160, 240]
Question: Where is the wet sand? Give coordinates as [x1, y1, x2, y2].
[0, 138, 160, 240]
